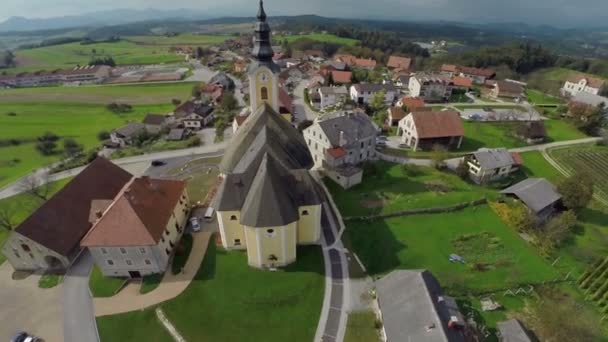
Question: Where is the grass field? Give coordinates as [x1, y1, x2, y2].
[0, 82, 197, 104]
[140, 274, 163, 295]
[0, 179, 69, 264]
[345, 206, 559, 291]
[98, 242, 325, 342]
[38, 274, 62, 288]
[344, 311, 381, 342]
[89, 265, 125, 298]
[526, 89, 564, 105]
[275, 33, 359, 46]
[519, 151, 563, 183]
[11, 40, 184, 74]
[326, 162, 496, 217]
[0, 102, 172, 187]
[525, 67, 607, 96]
[125, 34, 230, 46]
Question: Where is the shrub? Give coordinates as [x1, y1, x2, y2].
[106, 103, 133, 114]
[186, 136, 202, 147]
[401, 164, 423, 177]
[97, 130, 110, 141]
[6, 112, 16, 116]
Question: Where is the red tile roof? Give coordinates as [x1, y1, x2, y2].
[459, 66, 495, 78]
[401, 96, 425, 110]
[387, 56, 412, 70]
[388, 107, 407, 121]
[441, 64, 459, 73]
[15, 158, 132, 256]
[331, 70, 353, 84]
[511, 152, 524, 166]
[327, 147, 347, 159]
[452, 76, 473, 88]
[81, 177, 186, 247]
[234, 115, 249, 126]
[354, 58, 377, 68]
[279, 87, 293, 113]
[411, 111, 464, 139]
[334, 54, 357, 65]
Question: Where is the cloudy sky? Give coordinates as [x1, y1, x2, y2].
[1, 0, 606, 28]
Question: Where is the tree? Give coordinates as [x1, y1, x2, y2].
[558, 172, 594, 210]
[0, 205, 16, 231]
[568, 102, 607, 136]
[220, 92, 238, 112]
[325, 72, 335, 86]
[539, 210, 577, 251]
[430, 144, 448, 169]
[195, 47, 204, 59]
[19, 173, 51, 201]
[192, 85, 202, 99]
[171, 98, 182, 106]
[369, 90, 387, 114]
[35, 132, 59, 156]
[97, 130, 110, 141]
[63, 138, 84, 158]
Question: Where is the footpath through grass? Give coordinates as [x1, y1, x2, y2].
[97, 241, 325, 342]
[326, 161, 496, 217]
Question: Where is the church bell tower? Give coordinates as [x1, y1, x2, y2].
[248, 0, 280, 113]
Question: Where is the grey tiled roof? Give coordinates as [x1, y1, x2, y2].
[472, 148, 514, 170]
[114, 122, 145, 138]
[572, 92, 608, 107]
[315, 111, 376, 148]
[500, 178, 561, 213]
[497, 319, 532, 342]
[376, 270, 465, 342]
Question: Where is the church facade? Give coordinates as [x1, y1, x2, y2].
[212, 1, 323, 269]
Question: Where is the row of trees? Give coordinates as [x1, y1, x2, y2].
[0, 50, 15, 68]
[89, 56, 116, 67]
[35, 132, 84, 158]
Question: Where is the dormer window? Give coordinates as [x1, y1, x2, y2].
[302, 210, 309, 216]
[230, 215, 237, 221]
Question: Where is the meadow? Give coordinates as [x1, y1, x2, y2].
[274, 33, 359, 46]
[549, 145, 608, 201]
[125, 34, 230, 46]
[0, 102, 173, 187]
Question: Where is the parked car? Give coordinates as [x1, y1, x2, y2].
[189, 217, 201, 232]
[151, 160, 166, 167]
[398, 143, 408, 148]
[11, 332, 41, 342]
[377, 135, 388, 141]
[376, 141, 387, 147]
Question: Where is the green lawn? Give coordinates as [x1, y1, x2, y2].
[344, 311, 381, 342]
[326, 161, 496, 217]
[275, 33, 359, 46]
[550, 145, 608, 199]
[140, 274, 163, 295]
[11, 40, 184, 74]
[166, 156, 221, 204]
[171, 234, 193, 274]
[89, 265, 125, 298]
[0, 82, 197, 104]
[526, 89, 564, 105]
[98, 241, 325, 342]
[0, 102, 172, 187]
[125, 34, 230, 46]
[345, 206, 559, 291]
[0, 178, 70, 264]
[519, 151, 563, 183]
[38, 273, 62, 288]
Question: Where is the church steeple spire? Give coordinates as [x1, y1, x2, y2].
[251, 0, 274, 62]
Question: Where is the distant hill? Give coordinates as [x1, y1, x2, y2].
[0, 9, 213, 33]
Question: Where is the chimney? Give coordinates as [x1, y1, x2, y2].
[95, 210, 103, 219]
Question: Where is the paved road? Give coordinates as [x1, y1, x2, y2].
[0, 142, 228, 200]
[293, 79, 318, 122]
[185, 61, 217, 83]
[63, 251, 98, 342]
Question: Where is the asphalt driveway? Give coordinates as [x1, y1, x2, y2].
[0, 262, 63, 342]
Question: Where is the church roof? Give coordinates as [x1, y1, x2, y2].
[240, 154, 300, 227]
[219, 103, 313, 173]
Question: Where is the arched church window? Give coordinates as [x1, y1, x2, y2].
[261, 86, 268, 100]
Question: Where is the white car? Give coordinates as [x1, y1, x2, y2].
[189, 217, 201, 232]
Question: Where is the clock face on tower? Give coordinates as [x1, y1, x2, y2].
[258, 72, 269, 83]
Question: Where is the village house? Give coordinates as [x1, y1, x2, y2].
[353, 57, 377, 69]
[467, 148, 522, 184]
[387, 55, 412, 70]
[81, 177, 189, 278]
[142, 114, 168, 134]
[570, 91, 608, 108]
[303, 111, 377, 189]
[173, 100, 215, 130]
[386, 107, 407, 126]
[397, 96, 426, 111]
[561, 74, 606, 97]
[491, 80, 525, 100]
[376, 270, 465, 342]
[210, 72, 235, 91]
[278, 87, 295, 122]
[320, 69, 353, 85]
[409, 73, 454, 102]
[233, 59, 248, 73]
[110, 122, 146, 147]
[1, 158, 132, 272]
[441, 64, 495, 84]
[451, 76, 473, 90]
[318, 86, 349, 110]
[398, 111, 464, 151]
[393, 73, 412, 88]
[500, 178, 562, 222]
[350, 83, 398, 105]
[516, 121, 546, 144]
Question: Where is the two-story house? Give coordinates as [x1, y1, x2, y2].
[467, 148, 522, 184]
[110, 122, 147, 147]
[561, 74, 606, 97]
[398, 111, 464, 151]
[81, 177, 189, 278]
[174, 100, 215, 130]
[318, 86, 349, 110]
[408, 74, 454, 103]
[303, 111, 377, 188]
[350, 83, 398, 105]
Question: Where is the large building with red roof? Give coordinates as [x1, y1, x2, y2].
[398, 111, 464, 151]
